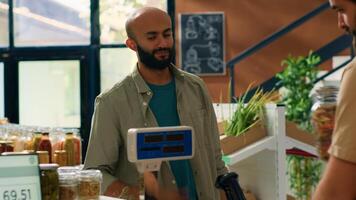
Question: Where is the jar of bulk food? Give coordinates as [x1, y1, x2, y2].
[32, 132, 43, 151]
[59, 172, 78, 200]
[51, 128, 65, 158]
[0, 141, 13, 153]
[38, 132, 52, 163]
[311, 86, 338, 160]
[63, 132, 81, 166]
[13, 127, 28, 152]
[23, 127, 35, 151]
[54, 150, 68, 167]
[72, 129, 82, 165]
[40, 163, 59, 200]
[7, 125, 24, 152]
[78, 170, 102, 200]
[37, 151, 50, 164]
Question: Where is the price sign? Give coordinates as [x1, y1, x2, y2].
[0, 154, 41, 200]
[0, 186, 34, 200]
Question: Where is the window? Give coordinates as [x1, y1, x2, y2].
[14, 0, 90, 46]
[100, 48, 137, 91]
[99, 0, 168, 91]
[100, 0, 167, 44]
[0, 62, 3, 118]
[0, 0, 9, 47]
[19, 60, 80, 127]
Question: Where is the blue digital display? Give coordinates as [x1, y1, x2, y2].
[137, 129, 193, 160]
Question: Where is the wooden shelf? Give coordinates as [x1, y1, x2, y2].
[286, 136, 318, 156]
[214, 103, 321, 200]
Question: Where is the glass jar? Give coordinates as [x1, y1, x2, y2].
[58, 166, 80, 174]
[40, 163, 59, 200]
[32, 132, 43, 151]
[8, 125, 23, 152]
[311, 86, 338, 160]
[23, 126, 35, 151]
[0, 117, 9, 125]
[78, 170, 102, 200]
[59, 172, 78, 200]
[63, 132, 81, 166]
[0, 141, 14, 153]
[37, 151, 50, 164]
[72, 129, 82, 165]
[13, 127, 27, 152]
[38, 132, 52, 163]
[51, 128, 65, 158]
[54, 150, 68, 166]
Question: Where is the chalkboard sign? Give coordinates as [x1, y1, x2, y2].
[179, 12, 225, 76]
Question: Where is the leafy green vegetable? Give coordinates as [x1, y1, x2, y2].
[224, 85, 276, 137]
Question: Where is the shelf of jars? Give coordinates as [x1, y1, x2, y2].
[0, 122, 104, 200]
[214, 103, 322, 200]
[0, 124, 81, 165]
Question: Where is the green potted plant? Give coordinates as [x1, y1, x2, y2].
[219, 85, 276, 155]
[276, 51, 319, 132]
[276, 52, 322, 200]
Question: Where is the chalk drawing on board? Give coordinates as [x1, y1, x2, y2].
[180, 12, 225, 76]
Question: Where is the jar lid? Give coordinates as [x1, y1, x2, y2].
[54, 150, 66, 154]
[36, 151, 48, 155]
[40, 163, 59, 170]
[58, 166, 80, 174]
[0, 140, 13, 144]
[79, 170, 102, 181]
[315, 86, 339, 95]
[59, 172, 78, 184]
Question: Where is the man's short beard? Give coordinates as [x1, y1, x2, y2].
[137, 44, 174, 70]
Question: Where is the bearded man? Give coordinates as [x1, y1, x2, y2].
[84, 7, 228, 200]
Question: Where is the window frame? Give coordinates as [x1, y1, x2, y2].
[0, 0, 174, 159]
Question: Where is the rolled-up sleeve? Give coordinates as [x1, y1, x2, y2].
[84, 96, 122, 192]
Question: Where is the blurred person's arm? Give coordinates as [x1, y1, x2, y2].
[313, 63, 356, 199]
[144, 172, 187, 200]
[313, 156, 356, 200]
[104, 180, 139, 199]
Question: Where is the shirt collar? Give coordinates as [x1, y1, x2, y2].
[131, 63, 185, 94]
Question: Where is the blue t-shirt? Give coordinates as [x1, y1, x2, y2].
[147, 79, 197, 200]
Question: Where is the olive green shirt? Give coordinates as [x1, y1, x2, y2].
[84, 64, 228, 200]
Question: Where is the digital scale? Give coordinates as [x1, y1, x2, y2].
[127, 126, 247, 200]
[127, 126, 194, 173]
[0, 153, 42, 200]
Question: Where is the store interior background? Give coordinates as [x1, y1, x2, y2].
[0, 0, 348, 158]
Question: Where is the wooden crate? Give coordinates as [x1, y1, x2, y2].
[220, 121, 267, 155]
[286, 121, 315, 146]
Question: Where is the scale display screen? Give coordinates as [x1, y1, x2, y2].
[136, 129, 193, 160]
[0, 154, 42, 200]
